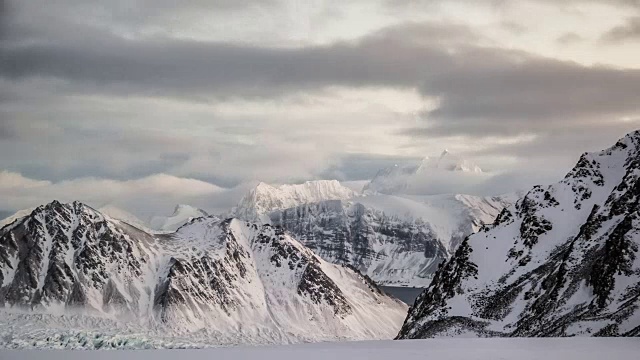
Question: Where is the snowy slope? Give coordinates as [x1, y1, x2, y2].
[363, 150, 484, 195]
[0, 207, 36, 229]
[231, 180, 356, 223]
[271, 193, 515, 287]
[0, 201, 406, 347]
[358, 193, 516, 251]
[150, 204, 212, 232]
[98, 205, 151, 232]
[398, 130, 640, 338]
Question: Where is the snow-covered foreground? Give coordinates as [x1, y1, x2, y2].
[2, 338, 638, 359]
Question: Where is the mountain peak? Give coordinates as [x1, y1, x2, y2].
[99, 204, 149, 231]
[150, 204, 210, 232]
[232, 180, 355, 222]
[172, 204, 206, 216]
[364, 150, 483, 195]
[254, 181, 273, 190]
[418, 150, 482, 173]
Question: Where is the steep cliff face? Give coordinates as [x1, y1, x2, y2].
[0, 202, 406, 346]
[397, 131, 640, 338]
[270, 194, 514, 286]
[270, 200, 447, 287]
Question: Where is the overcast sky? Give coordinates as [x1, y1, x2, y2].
[1, 0, 639, 218]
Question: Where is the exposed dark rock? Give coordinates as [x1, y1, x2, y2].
[397, 130, 640, 339]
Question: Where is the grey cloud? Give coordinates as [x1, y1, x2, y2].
[415, 53, 640, 137]
[2, 16, 640, 186]
[557, 32, 583, 45]
[0, 90, 356, 187]
[385, 0, 640, 8]
[1, 0, 282, 55]
[3, 20, 639, 124]
[366, 21, 483, 45]
[0, 0, 9, 42]
[475, 121, 640, 161]
[320, 153, 423, 181]
[501, 22, 528, 35]
[0, 24, 457, 99]
[449, 120, 640, 194]
[601, 17, 640, 43]
[2, 0, 640, 200]
[470, 170, 556, 196]
[0, 115, 202, 182]
[0, 170, 250, 219]
[0, 120, 14, 140]
[10, 0, 277, 27]
[534, 0, 640, 7]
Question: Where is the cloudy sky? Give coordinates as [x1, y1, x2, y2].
[1, 0, 639, 218]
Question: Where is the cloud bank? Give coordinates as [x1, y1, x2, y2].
[0, 0, 638, 214]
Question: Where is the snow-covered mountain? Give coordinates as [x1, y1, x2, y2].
[150, 204, 212, 232]
[418, 150, 483, 174]
[1, 204, 208, 235]
[270, 193, 515, 287]
[0, 207, 36, 229]
[228, 176, 515, 287]
[398, 131, 640, 338]
[231, 180, 356, 223]
[363, 150, 484, 195]
[98, 205, 151, 232]
[0, 201, 406, 347]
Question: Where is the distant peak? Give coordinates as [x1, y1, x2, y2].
[173, 204, 192, 213]
[254, 182, 275, 191]
[172, 204, 207, 217]
[233, 179, 355, 220]
[304, 179, 340, 185]
[417, 150, 482, 173]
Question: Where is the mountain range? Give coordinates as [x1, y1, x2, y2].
[3, 134, 640, 347]
[0, 152, 516, 288]
[219, 156, 517, 286]
[0, 201, 406, 347]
